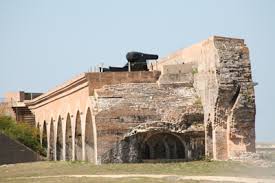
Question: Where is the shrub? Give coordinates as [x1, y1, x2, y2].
[0, 115, 46, 156]
[192, 68, 198, 75]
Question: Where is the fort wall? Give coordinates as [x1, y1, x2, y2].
[4, 36, 255, 163]
[152, 36, 256, 160]
[25, 71, 162, 163]
[86, 71, 161, 95]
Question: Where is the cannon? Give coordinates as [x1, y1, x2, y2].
[102, 52, 158, 72]
[126, 52, 159, 63]
[126, 52, 158, 71]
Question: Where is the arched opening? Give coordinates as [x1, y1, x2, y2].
[85, 108, 94, 162]
[56, 116, 63, 160]
[206, 121, 213, 158]
[49, 119, 55, 160]
[65, 113, 72, 160]
[142, 133, 185, 160]
[36, 122, 40, 143]
[75, 111, 82, 160]
[42, 121, 47, 149]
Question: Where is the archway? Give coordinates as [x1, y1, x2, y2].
[41, 121, 47, 149]
[36, 123, 41, 145]
[75, 111, 82, 160]
[56, 116, 63, 160]
[206, 121, 213, 158]
[49, 119, 55, 160]
[65, 113, 72, 160]
[142, 133, 185, 160]
[85, 108, 94, 162]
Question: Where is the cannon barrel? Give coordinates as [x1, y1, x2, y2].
[142, 53, 159, 60]
[102, 51, 159, 72]
[126, 52, 159, 62]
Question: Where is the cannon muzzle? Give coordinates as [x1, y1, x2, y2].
[126, 52, 159, 63]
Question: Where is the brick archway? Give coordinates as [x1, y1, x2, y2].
[56, 116, 63, 160]
[142, 133, 185, 160]
[75, 111, 82, 160]
[41, 121, 47, 150]
[49, 119, 55, 160]
[65, 113, 72, 160]
[85, 107, 94, 162]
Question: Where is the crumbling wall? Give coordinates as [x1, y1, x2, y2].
[101, 130, 205, 163]
[23, 36, 254, 163]
[195, 37, 255, 159]
[213, 37, 256, 158]
[93, 78, 205, 162]
[153, 36, 256, 160]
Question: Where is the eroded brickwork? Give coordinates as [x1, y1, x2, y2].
[154, 36, 256, 160]
[93, 80, 205, 162]
[11, 36, 255, 163]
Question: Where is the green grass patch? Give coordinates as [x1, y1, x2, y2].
[0, 177, 204, 183]
[0, 115, 46, 156]
[0, 161, 275, 179]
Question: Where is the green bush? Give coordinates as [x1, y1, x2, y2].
[0, 115, 46, 156]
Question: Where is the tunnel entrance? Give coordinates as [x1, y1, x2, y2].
[142, 133, 185, 160]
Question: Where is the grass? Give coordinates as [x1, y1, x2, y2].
[0, 115, 274, 182]
[192, 68, 198, 75]
[0, 177, 206, 183]
[0, 161, 275, 182]
[0, 115, 46, 156]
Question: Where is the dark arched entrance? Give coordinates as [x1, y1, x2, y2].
[56, 116, 63, 160]
[85, 108, 94, 162]
[75, 111, 82, 160]
[49, 119, 55, 160]
[41, 121, 47, 150]
[142, 133, 185, 160]
[65, 113, 72, 160]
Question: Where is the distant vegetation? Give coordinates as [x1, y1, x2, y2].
[0, 115, 46, 156]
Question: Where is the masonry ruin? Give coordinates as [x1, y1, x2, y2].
[3, 36, 256, 164]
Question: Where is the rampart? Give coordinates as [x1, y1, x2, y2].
[3, 36, 255, 163]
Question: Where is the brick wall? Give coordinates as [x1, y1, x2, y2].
[86, 71, 161, 95]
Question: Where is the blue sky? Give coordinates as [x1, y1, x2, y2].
[0, 0, 274, 142]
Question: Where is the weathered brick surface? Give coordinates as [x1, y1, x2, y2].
[86, 71, 161, 95]
[93, 81, 204, 162]
[12, 36, 255, 163]
[155, 36, 256, 160]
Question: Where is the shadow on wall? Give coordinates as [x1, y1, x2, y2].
[0, 132, 42, 165]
